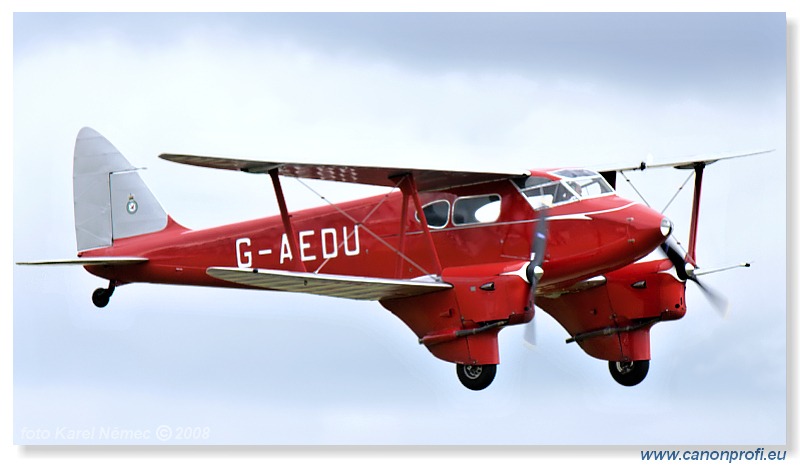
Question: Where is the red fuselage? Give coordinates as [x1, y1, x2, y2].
[83, 175, 668, 295]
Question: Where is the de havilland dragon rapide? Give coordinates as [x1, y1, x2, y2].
[19, 128, 763, 390]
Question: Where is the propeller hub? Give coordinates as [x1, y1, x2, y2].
[526, 263, 544, 284]
[532, 265, 544, 281]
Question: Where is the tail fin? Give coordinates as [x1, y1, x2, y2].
[73, 127, 168, 251]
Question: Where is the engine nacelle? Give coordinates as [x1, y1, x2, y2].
[538, 259, 686, 362]
[381, 260, 531, 365]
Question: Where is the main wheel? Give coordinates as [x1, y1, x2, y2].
[456, 363, 497, 391]
[91, 288, 110, 308]
[608, 360, 649, 387]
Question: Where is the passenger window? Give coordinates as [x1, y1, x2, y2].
[415, 200, 450, 229]
[453, 194, 501, 225]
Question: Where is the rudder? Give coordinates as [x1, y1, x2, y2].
[73, 127, 168, 251]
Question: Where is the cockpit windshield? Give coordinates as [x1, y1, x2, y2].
[514, 169, 614, 210]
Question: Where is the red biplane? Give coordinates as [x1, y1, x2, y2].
[19, 128, 763, 390]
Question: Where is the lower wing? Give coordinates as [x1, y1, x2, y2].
[207, 267, 452, 301]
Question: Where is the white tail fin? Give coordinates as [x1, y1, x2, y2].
[73, 127, 168, 251]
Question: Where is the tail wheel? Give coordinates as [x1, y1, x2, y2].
[608, 360, 649, 387]
[91, 281, 116, 308]
[91, 288, 110, 308]
[456, 363, 497, 391]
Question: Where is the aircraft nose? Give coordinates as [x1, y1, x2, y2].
[660, 217, 673, 237]
[627, 204, 672, 253]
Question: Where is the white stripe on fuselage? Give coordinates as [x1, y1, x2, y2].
[545, 201, 640, 221]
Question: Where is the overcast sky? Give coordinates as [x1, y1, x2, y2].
[12, 12, 786, 448]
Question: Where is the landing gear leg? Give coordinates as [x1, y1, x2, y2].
[608, 360, 649, 387]
[456, 363, 497, 391]
[91, 281, 116, 308]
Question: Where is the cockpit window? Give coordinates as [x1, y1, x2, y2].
[515, 170, 614, 210]
[566, 177, 614, 198]
[518, 181, 577, 209]
[551, 168, 601, 179]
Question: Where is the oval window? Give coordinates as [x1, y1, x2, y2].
[453, 194, 501, 225]
[415, 200, 450, 229]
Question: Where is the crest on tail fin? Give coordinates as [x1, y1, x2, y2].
[73, 127, 168, 251]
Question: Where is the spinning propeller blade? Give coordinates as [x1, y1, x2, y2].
[523, 209, 548, 347]
[691, 276, 730, 317]
[523, 319, 537, 348]
[660, 239, 729, 316]
[660, 240, 689, 281]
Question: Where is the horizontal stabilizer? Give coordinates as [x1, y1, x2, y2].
[17, 257, 148, 266]
[160, 153, 528, 192]
[207, 267, 452, 301]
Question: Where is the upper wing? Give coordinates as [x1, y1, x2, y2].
[16, 257, 148, 266]
[159, 154, 528, 192]
[207, 267, 452, 301]
[592, 149, 773, 173]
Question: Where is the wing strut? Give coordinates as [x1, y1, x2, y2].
[269, 168, 306, 272]
[394, 189, 411, 277]
[396, 174, 443, 276]
[685, 162, 704, 266]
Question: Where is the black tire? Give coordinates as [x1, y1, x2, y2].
[608, 360, 649, 387]
[456, 363, 497, 391]
[92, 288, 110, 308]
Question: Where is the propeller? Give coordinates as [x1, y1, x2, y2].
[523, 209, 549, 347]
[660, 239, 729, 316]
